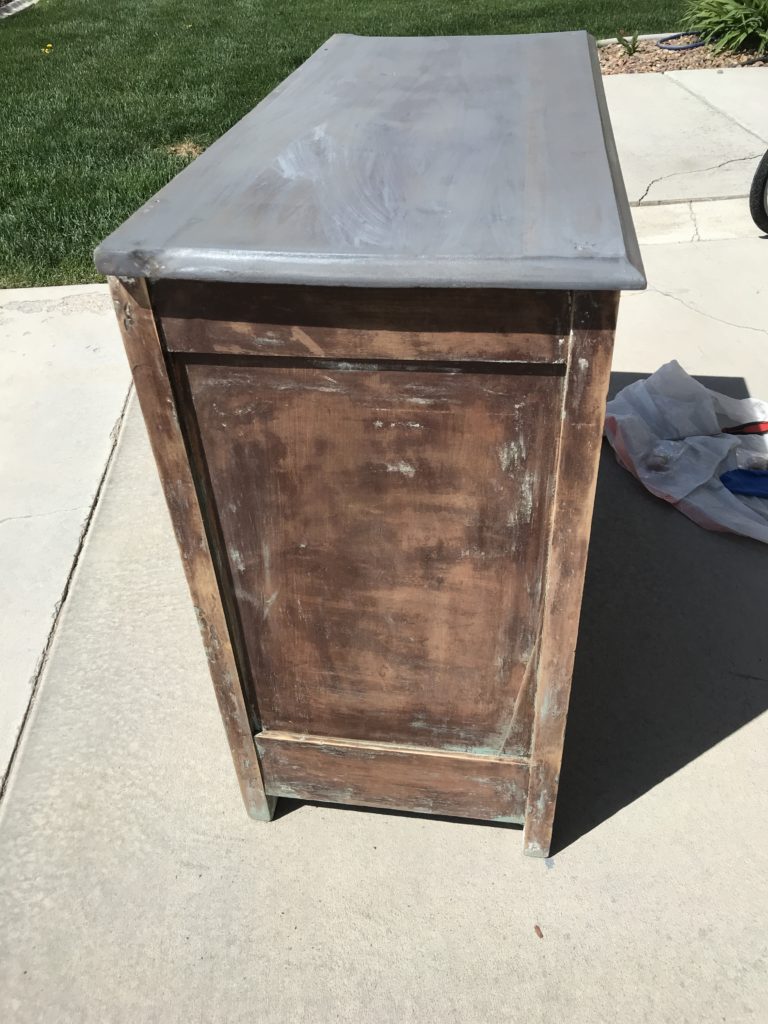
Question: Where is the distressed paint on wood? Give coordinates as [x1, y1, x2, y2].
[97, 28, 641, 854]
[255, 731, 528, 822]
[107, 275, 623, 853]
[184, 359, 563, 756]
[94, 33, 644, 292]
[107, 276, 274, 821]
[154, 282, 570, 363]
[523, 291, 619, 857]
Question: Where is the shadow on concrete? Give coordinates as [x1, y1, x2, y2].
[551, 372, 768, 854]
[273, 798, 521, 831]
[276, 373, 768, 855]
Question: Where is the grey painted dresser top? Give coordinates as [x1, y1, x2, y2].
[95, 32, 645, 290]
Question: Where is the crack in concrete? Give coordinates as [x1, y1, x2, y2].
[0, 505, 87, 527]
[649, 285, 768, 338]
[688, 202, 700, 242]
[637, 154, 763, 204]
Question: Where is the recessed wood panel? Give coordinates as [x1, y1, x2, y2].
[185, 360, 562, 756]
[256, 731, 528, 822]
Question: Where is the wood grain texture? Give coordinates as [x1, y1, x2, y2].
[107, 276, 274, 821]
[184, 359, 563, 758]
[255, 732, 528, 822]
[110, 275, 622, 846]
[522, 290, 619, 857]
[154, 282, 570, 363]
[94, 33, 644, 291]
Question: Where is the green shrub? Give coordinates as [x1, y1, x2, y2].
[684, 0, 768, 53]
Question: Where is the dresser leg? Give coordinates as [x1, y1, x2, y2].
[108, 276, 274, 824]
[250, 795, 278, 822]
[522, 292, 619, 859]
[522, 761, 556, 857]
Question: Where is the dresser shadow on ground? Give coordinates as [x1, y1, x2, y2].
[277, 373, 768, 855]
[552, 371, 768, 854]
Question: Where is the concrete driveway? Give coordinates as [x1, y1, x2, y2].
[1, 69, 767, 1023]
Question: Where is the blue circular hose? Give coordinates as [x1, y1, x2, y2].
[657, 32, 705, 51]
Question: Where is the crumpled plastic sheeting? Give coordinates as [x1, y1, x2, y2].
[604, 361, 768, 543]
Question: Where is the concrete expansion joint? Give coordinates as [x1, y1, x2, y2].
[0, 385, 133, 805]
[665, 72, 768, 147]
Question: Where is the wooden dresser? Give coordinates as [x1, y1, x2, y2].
[96, 31, 645, 856]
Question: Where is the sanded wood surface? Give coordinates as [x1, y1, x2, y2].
[94, 33, 644, 291]
[523, 291, 619, 857]
[107, 276, 274, 821]
[256, 732, 528, 822]
[184, 359, 562, 756]
[99, 30, 638, 853]
[107, 276, 622, 854]
[154, 282, 570, 363]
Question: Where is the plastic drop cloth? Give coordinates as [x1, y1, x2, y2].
[604, 361, 768, 543]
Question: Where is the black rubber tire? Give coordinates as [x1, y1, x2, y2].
[749, 150, 768, 235]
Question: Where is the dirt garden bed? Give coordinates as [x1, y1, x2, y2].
[599, 35, 768, 73]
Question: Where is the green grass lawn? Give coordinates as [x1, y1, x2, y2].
[1, 0, 683, 287]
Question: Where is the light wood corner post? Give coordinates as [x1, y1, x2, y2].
[108, 275, 275, 821]
[523, 291, 618, 857]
